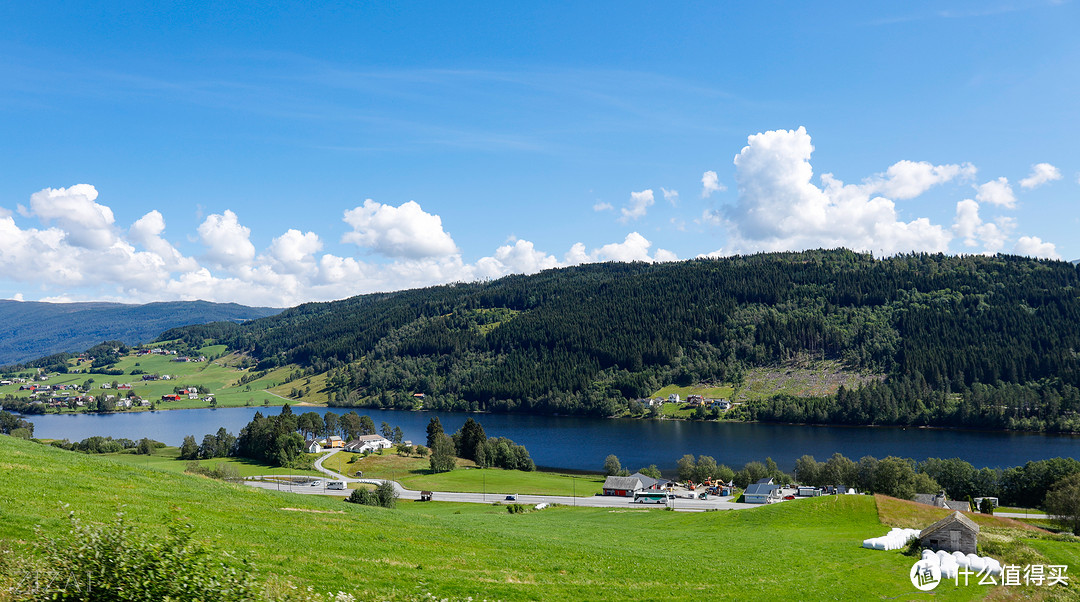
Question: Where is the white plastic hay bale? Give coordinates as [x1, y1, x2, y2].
[922, 549, 936, 561]
[941, 562, 959, 579]
[952, 551, 967, 566]
[968, 555, 986, 573]
[873, 540, 886, 550]
[984, 558, 1001, 576]
[936, 550, 949, 562]
[862, 539, 875, 549]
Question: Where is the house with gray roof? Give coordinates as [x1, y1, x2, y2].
[603, 475, 645, 497]
[914, 490, 970, 512]
[744, 480, 781, 504]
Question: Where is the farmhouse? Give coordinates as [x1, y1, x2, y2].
[344, 434, 393, 453]
[919, 511, 979, 555]
[305, 439, 323, 454]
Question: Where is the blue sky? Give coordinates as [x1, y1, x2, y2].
[1, 1, 1077, 306]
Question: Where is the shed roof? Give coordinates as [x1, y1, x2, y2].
[919, 511, 980, 539]
[626, 472, 662, 489]
[603, 476, 644, 491]
[745, 483, 778, 496]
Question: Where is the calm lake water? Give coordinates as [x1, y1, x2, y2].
[19, 406, 1080, 474]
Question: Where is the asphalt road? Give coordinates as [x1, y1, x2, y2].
[243, 448, 759, 512]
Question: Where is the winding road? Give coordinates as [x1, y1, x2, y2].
[243, 449, 759, 512]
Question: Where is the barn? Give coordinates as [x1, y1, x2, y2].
[919, 511, 979, 555]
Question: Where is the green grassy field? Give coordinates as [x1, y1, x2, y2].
[650, 384, 735, 400]
[323, 450, 606, 497]
[6, 436, 1074, 600]
[102, 445, 321, 478]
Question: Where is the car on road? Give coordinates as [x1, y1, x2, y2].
[783, 494, 795, 500]
[505, 494, 517, 501]
[311, 480, 322, 487]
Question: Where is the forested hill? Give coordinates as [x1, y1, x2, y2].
[168, 250, 1080, 429]
[0, 300, 281, 366]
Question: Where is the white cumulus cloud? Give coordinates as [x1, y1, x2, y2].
[701, 170, 724, 198]
[662, 187, 679, 205]
[129, 210, 199, 272]
[952, 199, 1013, 253]
[269, 229, 323, 275]
[29, 184, 118, 249]
[860, 160, 975, 200]
[474, 239, 560, 279]
[342, 199, 459, 259]
[593, 201, 613, 212]
[619, 189, 654, 223]
[1014, 236, 1061, 259]
[717, 127, 952, 255]
[1019, 163, 1062, 189]
[975, 177, 1016, 209]
[197, 210, 256, 270]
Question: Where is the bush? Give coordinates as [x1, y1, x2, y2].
[345, 482, 397, 509]
[0, 512, 259, 601]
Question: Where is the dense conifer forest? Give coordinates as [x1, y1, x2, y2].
[159, 249, 1080, 431]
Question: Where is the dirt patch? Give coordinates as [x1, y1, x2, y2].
[734, 359, 884, 401]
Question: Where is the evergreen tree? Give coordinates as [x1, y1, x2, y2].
[426, 417, 444, 448]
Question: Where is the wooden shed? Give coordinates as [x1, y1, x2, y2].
[918, 511, 979, 554]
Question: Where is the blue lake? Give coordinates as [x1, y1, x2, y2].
[19, 406, 1080, 473]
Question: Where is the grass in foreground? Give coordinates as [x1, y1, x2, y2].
[3, 436, 1045, 601]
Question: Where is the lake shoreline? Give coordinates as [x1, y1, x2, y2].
[15, 401, 1080, 439]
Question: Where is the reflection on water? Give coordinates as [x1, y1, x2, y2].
[23, 406, 1080, 473]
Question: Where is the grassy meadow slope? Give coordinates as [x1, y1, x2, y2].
[6, 436, 1068, 601]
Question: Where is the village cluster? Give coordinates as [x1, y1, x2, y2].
[638, 393, 733, 411]
[303, 433, 404, 455]
[0, 347, 219, 411]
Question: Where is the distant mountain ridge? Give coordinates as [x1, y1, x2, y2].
[0, 300, 281, 366]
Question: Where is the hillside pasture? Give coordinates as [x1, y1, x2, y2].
[0, 435, 1026, 601]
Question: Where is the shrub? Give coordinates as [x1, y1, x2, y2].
[0, 512, 259, 601]
[345, 482, 397, 509]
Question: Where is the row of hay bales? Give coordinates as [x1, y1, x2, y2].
[862, 527, 921, 550]
[918, 549, 1002, 579]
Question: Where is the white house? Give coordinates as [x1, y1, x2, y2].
[743, 478, 781, 504]
[305, 439, 323, 454]
[344, 434, 394, 453]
